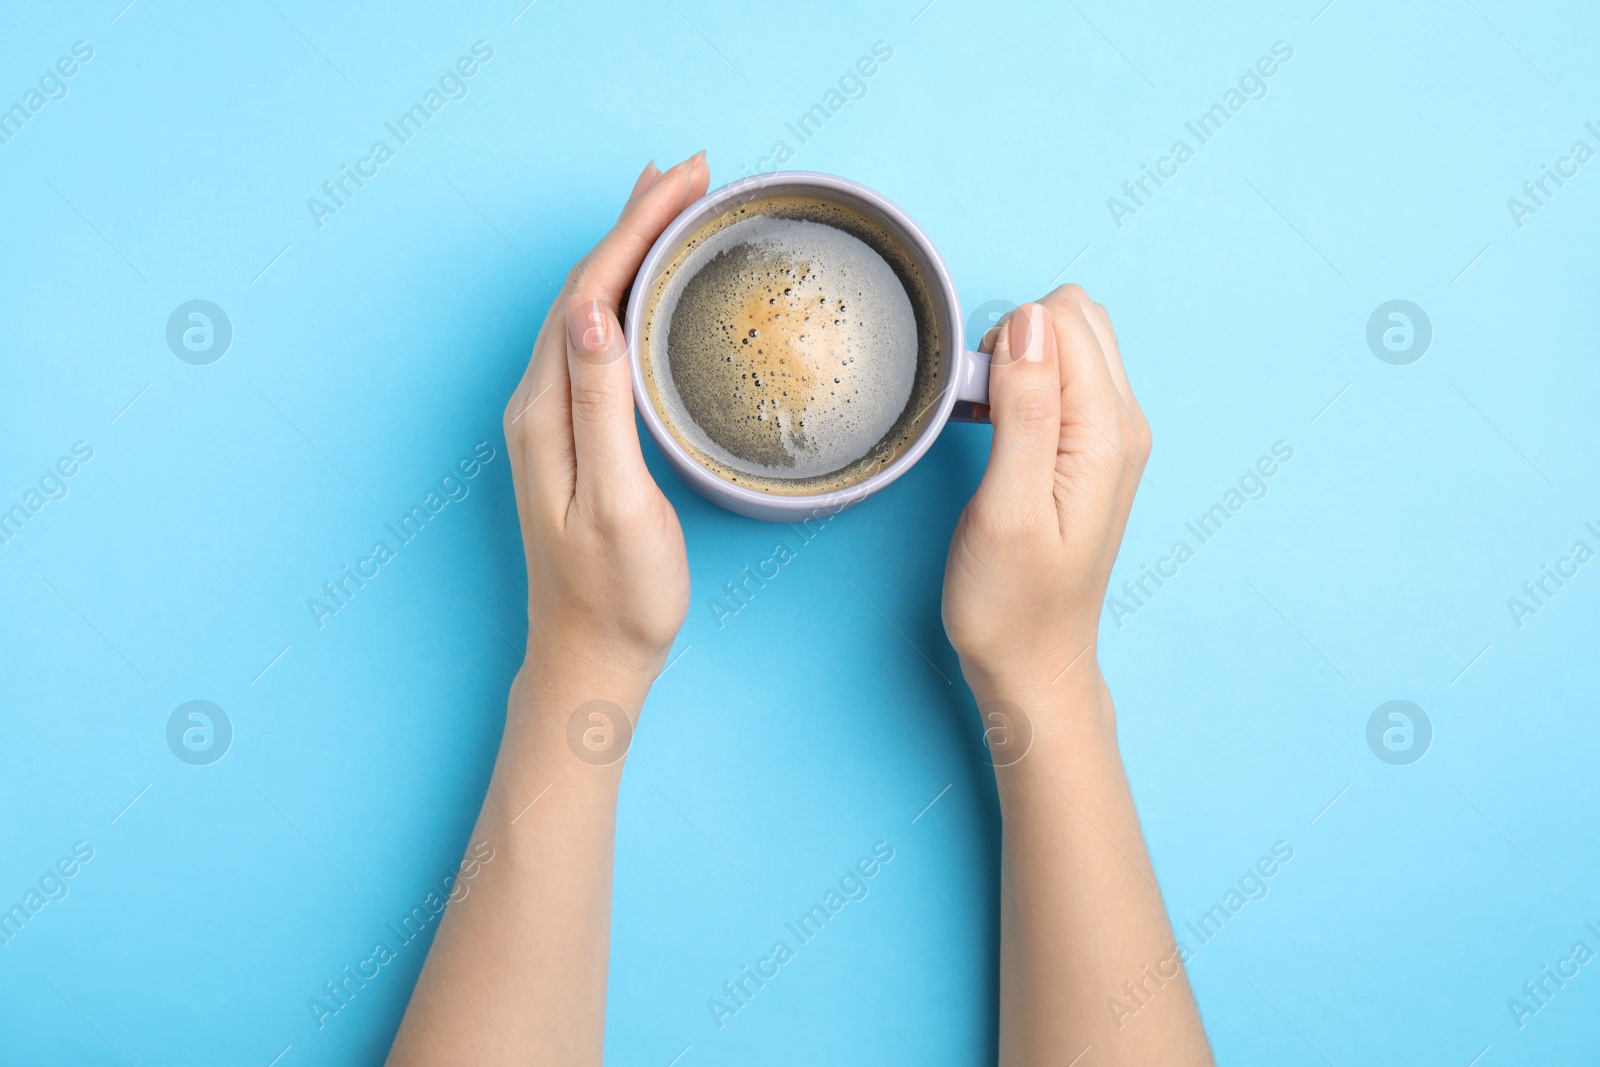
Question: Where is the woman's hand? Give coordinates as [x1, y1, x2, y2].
[941, 285, 1151, 704]
[942, 290, 1211, 1065]
[503, 152, 710, 687]
[389, 155, 712, 1067]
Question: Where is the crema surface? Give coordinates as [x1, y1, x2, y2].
[642, 196, 944, 495]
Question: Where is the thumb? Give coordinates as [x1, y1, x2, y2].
[977, 303, 1061, 508]
[566, 296, 647, 500]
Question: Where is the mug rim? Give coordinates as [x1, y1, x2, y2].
[624, 170, 964, 517]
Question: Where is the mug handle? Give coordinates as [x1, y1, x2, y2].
[948, 347, 992, 424]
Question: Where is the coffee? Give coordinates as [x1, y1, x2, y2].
[640, 195, 946, 495]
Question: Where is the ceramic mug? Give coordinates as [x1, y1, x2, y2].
[625, 171, 994, 522]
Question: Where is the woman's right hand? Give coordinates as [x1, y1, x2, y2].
[940, 285, 1151, 706]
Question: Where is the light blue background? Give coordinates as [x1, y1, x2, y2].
[2, 1, 1596, 1064]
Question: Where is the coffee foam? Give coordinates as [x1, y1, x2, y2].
[642, 196, 944, 495]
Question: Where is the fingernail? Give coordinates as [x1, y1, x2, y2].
[991, 319, 1012, 366]
[568, 298, 610, 354]
[663, 150, 704, 180]
[1015, 305, 1046, 363]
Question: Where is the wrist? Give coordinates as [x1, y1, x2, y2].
[502, 640, 662, 769]
[520, 634, 665, 702]
[959, 638, 1104, 710]
[966, 662, 1121, 790]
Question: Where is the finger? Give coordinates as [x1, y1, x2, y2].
[557, 153, 708, 507]
[517, 333, 578, 510]
[502, 284, 580, 521]
[1074, 293, 1133, 408]
[622, 160, 662, 214]
[1084, 301, 1125, 390]
[1040, 287, 1123, 437]
[977, 310, 1012, 356]
[565, 297, 648, 501]
[513, 153, 699, 415]
[576, 150, 710, 313]
[978, 303, 1061, 505]
[508, 292, 575, 419]
[1043, 290, 1151, 530]
[508, 153, 706, 511]
[1077, 298, 1151, 465]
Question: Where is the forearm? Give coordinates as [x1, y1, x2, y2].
[388, 657, 650, 1066]
[388, 153, 700, 1064]
[982, 669, 1212, 1067]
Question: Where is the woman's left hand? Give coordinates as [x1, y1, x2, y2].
[502, 152, 710, 687]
